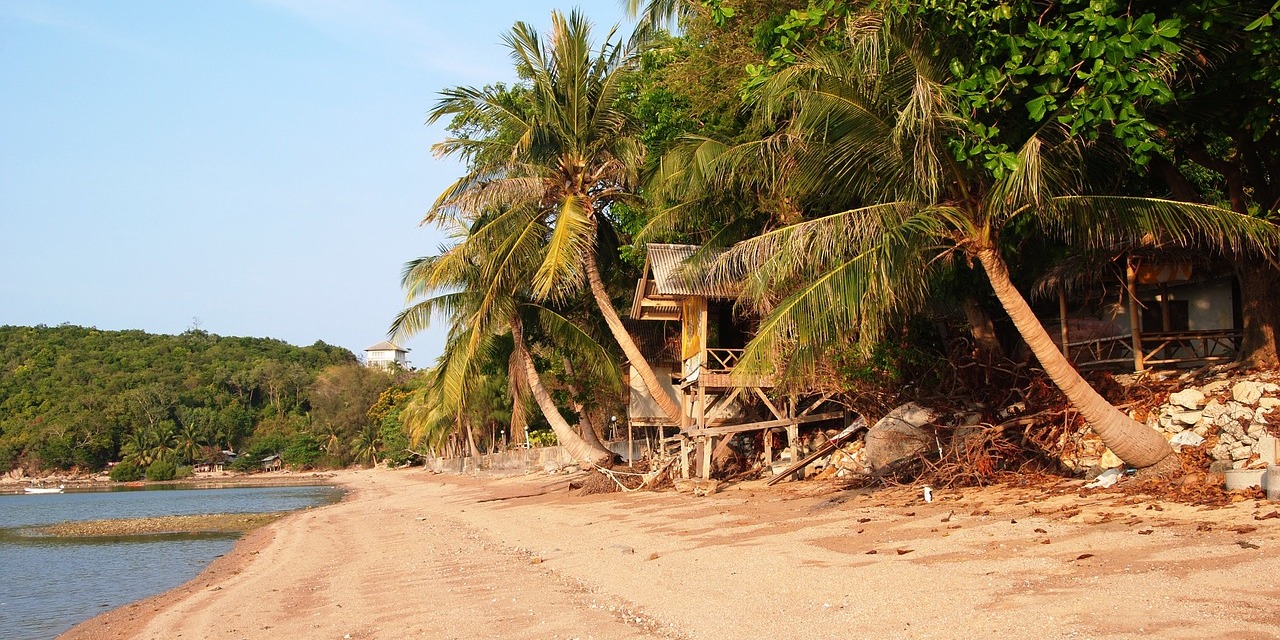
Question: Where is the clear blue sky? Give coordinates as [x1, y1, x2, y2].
[0, 0, 630, 367]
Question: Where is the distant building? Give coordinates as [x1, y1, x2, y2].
[364, 340, 410, 370]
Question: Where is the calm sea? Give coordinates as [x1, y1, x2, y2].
[0, 484, 342, 640]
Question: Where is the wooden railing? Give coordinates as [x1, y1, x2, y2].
[1068, 329, 1242, 371]
[705, 348, 743, 372]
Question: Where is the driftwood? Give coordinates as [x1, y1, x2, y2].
[766, 417, 866, 486]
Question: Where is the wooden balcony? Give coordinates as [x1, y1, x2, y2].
[701, 348, 777, 388]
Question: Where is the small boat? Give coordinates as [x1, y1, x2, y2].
[24, 485, 65, 494]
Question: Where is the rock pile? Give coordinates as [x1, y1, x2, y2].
[1149, 377, 1279, 470]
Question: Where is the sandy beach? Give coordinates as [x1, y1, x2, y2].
[61, 468, 1280, 639]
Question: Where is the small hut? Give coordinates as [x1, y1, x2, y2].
[629, 244, 846, 479]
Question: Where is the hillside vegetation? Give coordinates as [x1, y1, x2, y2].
[0, 325, 410, 474]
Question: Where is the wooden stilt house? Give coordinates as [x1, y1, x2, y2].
[629, 244, 846, 480]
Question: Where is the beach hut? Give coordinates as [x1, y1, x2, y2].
[261, 454, 283, 473]
[629, 244, 846, 479]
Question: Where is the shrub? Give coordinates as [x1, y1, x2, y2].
[145, 459, 177, 481]
[175, 465, 194, 479]
[109, 461, 144, 482]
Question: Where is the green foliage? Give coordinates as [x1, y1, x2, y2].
[282, 432, 322, 469]
[145, 459, 177, 481]
[527, 428, 559, 447]
[108, 461, 143, 482]
[0, 325, 356, 473]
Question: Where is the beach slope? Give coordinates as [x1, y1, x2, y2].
[62, 468, 1280, 639]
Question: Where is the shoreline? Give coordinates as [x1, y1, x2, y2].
[56, 472, 361, 640]
[0, 471, 343, 495]
[61, 467, 1280, 639]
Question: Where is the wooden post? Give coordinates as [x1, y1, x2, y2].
[1127, 255, 1146, 372]
[763, 429, 773, 467]
[1058, 286, 1070, 355]
[701, 436, 713, 480]
[786, 423, 801, 481]
[628, 420, 634, 464]
[680, 436, 690, 479]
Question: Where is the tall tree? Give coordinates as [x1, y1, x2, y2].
[661, 11, 1280, 468]
[392, 216, 618, 466]
[426, 10, 681, 425]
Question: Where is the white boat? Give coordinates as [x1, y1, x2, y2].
[23, 485, 64, 494]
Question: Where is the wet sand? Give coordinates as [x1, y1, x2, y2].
[61, 467, 1280, 639]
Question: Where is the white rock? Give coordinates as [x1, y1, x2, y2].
[1264, 383, 1280, 393]
[1174, 410, 1202, 426]
[1169, 389, 1206, 409]
[1158, 414, 1176, 432]
[1193, 425, 1210, 437]
[1231, 445, 1254, 461]
[1202, 400, 1227, 420]
[1259, 397, 1280, 410]
[1201, 380, 1230, 395]
[1233, 381, 1266, 405]
[1227, 401, 1255, 422]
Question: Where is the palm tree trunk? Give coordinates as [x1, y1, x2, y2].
[975, 248, 1172, 468]
[511, 315, 613, 466]
[583, 240, 682, 425]
[562, 357, 610, 452]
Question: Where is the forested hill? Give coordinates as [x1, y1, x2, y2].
[0, 324, 356, 472]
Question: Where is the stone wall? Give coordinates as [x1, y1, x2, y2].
[426, 445, 577, 475]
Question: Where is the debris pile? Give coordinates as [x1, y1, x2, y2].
[1147, 377, 1279, 471]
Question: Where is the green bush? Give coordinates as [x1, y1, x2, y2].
[109, 461, 144, 482]
[175, 465, 194, 479]
[282, 433, 321, 469]
[145, 459, 177, 481]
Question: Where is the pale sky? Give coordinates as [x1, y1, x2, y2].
[0, 0, 630, 367]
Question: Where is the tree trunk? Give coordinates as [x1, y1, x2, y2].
[960, 296, 1003, 358]
[583, 234, 682, 425]
[465, 421, 481, 460]
[976, 248, 1173, 468]
[562, 357, 610, 453]
[1235, 259, 1280, 368]
[511, 316, 612, 466]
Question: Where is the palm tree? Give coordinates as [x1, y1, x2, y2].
[391, 216, 618, 467]
[425, 10, 682, 426]
[659, 12, 1280, 468]
[350, 425, 381, 467]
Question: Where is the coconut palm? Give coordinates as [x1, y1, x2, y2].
[391, 214, 619, 467]
[659, 12, 1280, 468]
[425, 10, 681, 426]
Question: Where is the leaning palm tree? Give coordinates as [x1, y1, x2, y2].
[392, 215, 618, 466]
[426, 10, 682, 426]
[659, 12, 1280, 468]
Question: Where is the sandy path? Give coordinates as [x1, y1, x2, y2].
[63, 468, 1280, 639]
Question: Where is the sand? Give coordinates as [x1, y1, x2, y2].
[60, 468, 1280, 639]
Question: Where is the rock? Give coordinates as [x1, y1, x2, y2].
[1098, 448, 1123, 469]
[1193, 425, 1210, 437]
[1201, 380, 1231, 395]
[864, 403, 938, 472]
[1228, 401, 1255, 422]
[1265, 383, 1280, 393]
[1158, 414, 1177, 432]
[1202, 400, 1227, 421]
[542, 461, 561, 474]
[1231, 445, 1254, 461]
[1233, 381, 1266, 405]
[1169, 389, 1206, 410]
[1260, 397, 1280, 410]
[1170, 430, 1206, 449]
[1173, 410, 1202, 426]
[1225, 422, 1248, 439]
[1211, 443, 1232, 461]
